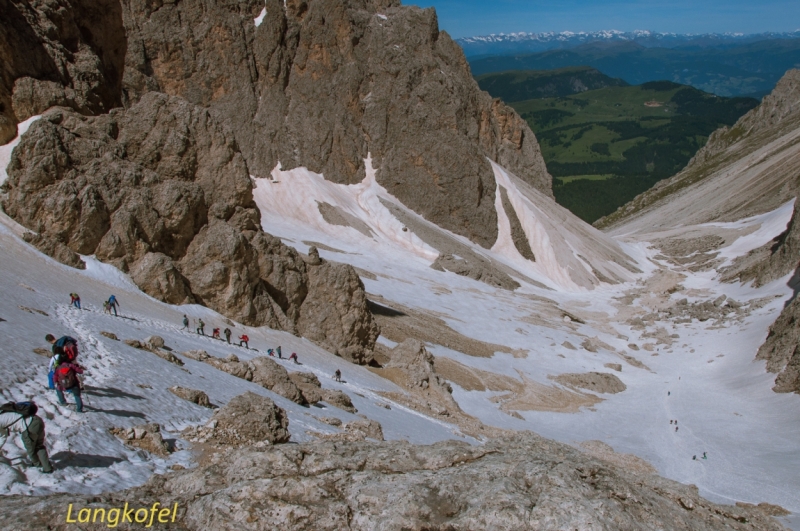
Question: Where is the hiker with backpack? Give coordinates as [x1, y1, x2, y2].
[46, 334, 78, 362]
[181, 315, 189, 330]
[288, 352, 299, 364]
[54, 358, 84, 413]
[197, 319, 205, 335]
[276, 345, 282, 359]
[212, 328, 221, 340]
[238, 334, 249, 348]
[107, 295, 119, 316]
[223, 328, 232, 344]
[334, 369, 342, 382]
[47, 353, 60, 390]
[0, 402, 53, 473]
[69, 293, 81, 310]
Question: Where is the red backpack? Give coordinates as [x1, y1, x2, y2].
[55, 365, 78, 390]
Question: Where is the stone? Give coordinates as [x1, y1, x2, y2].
[247, 357, 307, 405]
[100, 331, 119, 341]
[110, 423, 170, 457]
[552, 372, 627, 394]
[181, 350, 210, 362]
[169, 386, 212, 408]
[147, 336, 165, 349]
[191, 392, 290, 447]
[344, 418, 384, 441]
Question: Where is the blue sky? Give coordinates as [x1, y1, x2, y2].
[408, 1, 800, 39]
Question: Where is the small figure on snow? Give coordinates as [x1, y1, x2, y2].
[267, 349, 275, 357]
[334, 369, 342, 383]
[276, 346, 282, 359]
[181, 315, 189, 330]
[196, 319, 205, 335]
[223, 328, 232, 344]
[0, 402, 53, 473]
[107, 295, 119, 316]
[69, 293, 81, 309]
[692, 455, 696, 460]
[667, 391, 670, 396]
[675, 426, 679, 432]
[702, 452, 707, 460]
[54, 358, 84, 413]
[212, 328, 221, 340]
[238, 335, 249, 349]
[288, 352, 299, 364]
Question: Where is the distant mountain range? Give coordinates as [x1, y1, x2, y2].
[457, 30, 800, 58]
[467, 38, 800, 98]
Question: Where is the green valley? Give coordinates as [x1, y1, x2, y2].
[482, 73, 759, 222]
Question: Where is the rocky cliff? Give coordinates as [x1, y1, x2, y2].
[2, 93, 378, 362]
[0, 431, 787, 530]
[119, 0, 551, 248]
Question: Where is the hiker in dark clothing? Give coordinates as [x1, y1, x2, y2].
[223, 328, 232, 344]
[107, 295, 119, 316]
[702, 452, 707, 460]
[69, 293, 81, 309]
[334, 369, 341, 383]
[276, 345, 282, 359]
[0, 403, 53, 473]
[181, 315, 189, 330]
[55, 360, 84, 413]
[197, 319, 205, 335]
[288, 352, 299, 364]
[238, 335, 249, 348]
[675, 426, 679, 432]
[46, 334, 78, 362]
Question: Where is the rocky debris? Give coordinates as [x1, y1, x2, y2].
[735, 502, 791, 517]
[3, 95, 379, 361]
[499, 186, 536, 261]
[181, 349, 211, 362]
[562, 341, 576, 350]
[316, 417, 343, 427]
[202, 354, 307, 405]
[99, 331, 119, 341]
[386, 339, 451, 393]
[0, 432, 786, 530]
[756, 295, 800, 394]
[604, 363, 623, 372]
[121, 0, 551, 250]
[110, 423, 171, 457]
[0, 0, 125, 144]
[344, 418, 384, 441]
[18, 306, 47, 316]
[168, 386, 212, 408]
[552, 372, 627, 394]
[248, 357, 307, 405]
[430, 253, 520, 290]
[32, 347, 50, 357]
[183, 392, 289, 447]
[125, 338, 185, 366]
[579, 440, 656, 475]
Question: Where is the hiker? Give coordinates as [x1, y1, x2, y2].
[223, 328, 231, 344]
[181, 315, 189, 330]
[238, 334, 249, 348]
[46, 334, 78, 363]
[667, 391, 670, 396]
[702, 452, 707, 460]
[103, 301, 111, 314]
[107, 295, 119, 316]
[693, 455, 696, 460]
[197, 319, 205, 335]
[212, 328, 220, 340]
[54, 358, 84, 413]
[0, 402, 53, 473]
[47, 353, 60, 390]
[669, 420, 673, 425]
[675, 426, 678, 432]
[276, 345, 282, 359]
[334, 369, 341, 383]
[267, 348, 275, 357]
[288, 352, 299, 364]
[69, 293, 81, 310]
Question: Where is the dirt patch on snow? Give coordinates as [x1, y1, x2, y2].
[551, 372, 627, 394]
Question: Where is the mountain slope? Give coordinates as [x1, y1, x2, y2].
[476, 66, 628, 102]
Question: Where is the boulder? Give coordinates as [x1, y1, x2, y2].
[190, 392, 290, 447]
[169, 386, 212, 408]
[110, 423, 170, 457]
[247, 357, 306, 405]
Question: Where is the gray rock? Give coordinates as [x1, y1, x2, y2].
[0, 432, 785, 530]
[187, 392, 290, 447]
[168, 386, 212, 408]
[247, 357, 307, 405]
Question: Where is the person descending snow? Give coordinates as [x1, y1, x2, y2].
[212, 328, 220, 340]
[46, 334, 78, 363]
[107, 295, 119, 316]
[238, 335, 249, 349]
[0, 402, 53, 473]
[47, 353, 59, 390]
[103, 301, 111, 314]
[181, 315, 189, 330]
[288, 353, 299, 364]
[276, 346, 282, 359]
[693, 455, 697, 460]
[702, 452, 707, 460]
[69, 293, 81, 309]
[223, 328, 231, 344]
[267, 349, 275, 357]
[675, 426, 679, 432]
[55, 359, 84, 413]
[334, 369, 341, 383]
[667, 391, 670, 396]
[197, 319, 205, 335]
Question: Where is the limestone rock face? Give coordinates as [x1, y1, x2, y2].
[0, 0, 126, 143]
[248, 357, 307, 405]
[120, 0, 551, 248]
[0, 432, 786, 530]
[757, 295, 800, 394]
[3, 95, 379, 357]
[193, 392, 290, 447]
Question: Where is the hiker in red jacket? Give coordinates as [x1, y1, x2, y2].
[238, 335, 249, 348]
[288, 352, 299, 364]
[54, 359, 84, 413]
[211, 328, 221, 340]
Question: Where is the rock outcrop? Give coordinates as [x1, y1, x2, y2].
[757, 294, 800, 394]
[168, 386, 212, 408]
[0, 0, 126, 144]
[3, 95, 378, 359]
[0, 432, 786, 530]
[120, 0, 551, 248]
[109, 423, 171, 457]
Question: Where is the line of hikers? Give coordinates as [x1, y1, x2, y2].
[0, 333, 86, 475]
[181, 315, 250, 347]
[69, 293, 120, 316]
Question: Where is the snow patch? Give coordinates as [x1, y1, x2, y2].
[254, 7, 267, 27]
[0, 114, 42, 185]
